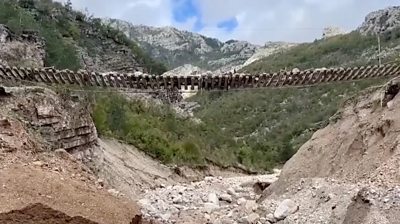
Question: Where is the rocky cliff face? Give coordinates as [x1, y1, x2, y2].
[0, 86, 97, 154]
[103, 19, 294, 72]
[242, 42, 298, 67]
[358, 6, 400, 34]
[322, 26, 347, 39]
[77, 23, 144, 73]
[0, 25, 45, 68]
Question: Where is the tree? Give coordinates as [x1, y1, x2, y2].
[18, 0, 35, 9]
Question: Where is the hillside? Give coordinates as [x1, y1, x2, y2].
[242, 29, 400, 74]
[0, 0, 166, 74]
[103, 19, 295, 72]
[186, 7, 400, 171]
[258, 79, 400, 224]
[242, 7, 400, 74]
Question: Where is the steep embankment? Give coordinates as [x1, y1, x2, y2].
[0, 0, 166, 74]
[258, 79, 400, 223]
[270, 79, 400, 191]
[0, 86, 140, 224]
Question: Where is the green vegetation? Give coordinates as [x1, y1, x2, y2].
[92, 93, 207, 166]
[189, 79, 385, 170]
[243, 30, 400, 73]
[91, 78, 384, 171]
[0, 0, 166, 74]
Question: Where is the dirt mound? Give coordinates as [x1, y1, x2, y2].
[0, 203, 97, 224]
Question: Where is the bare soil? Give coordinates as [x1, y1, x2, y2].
[0, 115, 140, 224]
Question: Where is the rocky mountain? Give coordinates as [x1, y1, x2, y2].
[242, 42, 298, 67]
[162, 64, 204, 76]
[103, 18, 295, 72]
[358, 6, 400, 34]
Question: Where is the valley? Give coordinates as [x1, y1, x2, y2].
[1, 0, 400, 224]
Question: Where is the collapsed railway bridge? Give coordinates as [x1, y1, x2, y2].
[0, 64, 399, 91]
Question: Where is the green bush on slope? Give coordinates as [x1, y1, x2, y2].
[91, 78, 383, 171]
[189, 79, 385, 170]
[92, 93, 206, 165]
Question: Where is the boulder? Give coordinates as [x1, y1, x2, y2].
[237, 198, 247, 205]
[242, 213, 260, 224]
[273, 199, 298, 220]
[208, 193, 220, 206]
[107, 188, 120, 197]
[244, 200, 258, 212]
[219, 194, 233, 203]
[203, 202, 220, 214]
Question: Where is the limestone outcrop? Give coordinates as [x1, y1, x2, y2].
[0, 86, 97, 153]
[358, 6, 400, 34]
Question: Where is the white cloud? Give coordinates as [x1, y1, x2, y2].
[57, 0, 399, 44]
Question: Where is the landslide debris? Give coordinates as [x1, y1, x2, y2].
[256, 79, 400, 223]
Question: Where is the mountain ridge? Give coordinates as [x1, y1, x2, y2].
[103, 18, 296, 73]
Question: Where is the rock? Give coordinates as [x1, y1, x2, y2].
[322, 26, 346, 39]
[358, 6, 400, 34]
[237, 198, 247, 205]
[227, 187, 237, 196]
[160, 213, 171, 221]
[259, 217, 272, 224]
[244, 200, 259, 212]
[208, 193, 220, 206]
[265, 213, 276, 223]
[205, 176, 214, 182]
[273, 199, 298, 220]
[32, 161, 45, 167]
[292, 68, 300, 73]
[219, 194, 233, 203]
[203, 202, 220, 214]
[107, 188, 120, 197]
[172, 195, 183, 204]
[243, 213, 260, 224]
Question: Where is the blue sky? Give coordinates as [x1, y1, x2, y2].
[171, 0, 239, 32]
[171, 0, 204, 31]
[59, 0, 399, 44]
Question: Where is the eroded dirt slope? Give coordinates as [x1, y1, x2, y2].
[258, 79, 400, 224]
[0, 86, 141, 224]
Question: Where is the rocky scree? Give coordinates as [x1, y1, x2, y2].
[139, 171, 282, 223]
